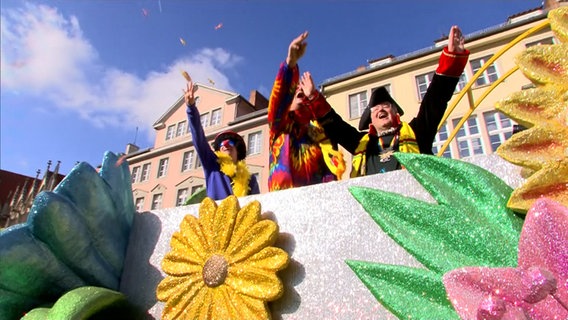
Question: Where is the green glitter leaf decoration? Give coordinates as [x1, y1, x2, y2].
[348, 153, 525, 318]
[351, 153, 523, 273]
[346, 261, 459, 319]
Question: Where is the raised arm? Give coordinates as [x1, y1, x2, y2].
[268, 32, 309, 138]
[185, 80, 219, 174]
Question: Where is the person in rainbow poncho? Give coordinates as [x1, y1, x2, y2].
[268, 31, 346, 191]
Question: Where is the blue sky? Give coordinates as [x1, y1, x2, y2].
[1, 0, 541, 177]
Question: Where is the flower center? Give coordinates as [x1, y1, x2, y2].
[202, 254, 228, 287]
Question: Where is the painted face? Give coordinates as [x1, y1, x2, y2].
[370, 102, 398, 131]
[289, 86, 312, 125]
[219, 139, 238, 163]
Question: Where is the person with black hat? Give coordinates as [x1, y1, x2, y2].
[184, 78, 260, 200]
[268, 31, 346, 191]
[305, 25, 470, 176]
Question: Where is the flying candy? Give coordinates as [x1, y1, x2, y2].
[214, 23, 223, 30]
[180, 37, 186, 46]
[208, 78, 215, 85]
[142, 8, 149, 17]
[181, 70, 192, 82]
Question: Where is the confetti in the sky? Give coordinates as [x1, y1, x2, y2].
[158, 0, 163, 13]
[208, 78, 215, 85]
[179, 37, 186, 46]
[142, 8, 149, 17]
[181, 70, 192, 82]
[214, 23, 223, 30]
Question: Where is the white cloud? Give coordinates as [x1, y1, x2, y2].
[0, 3, 242, 143]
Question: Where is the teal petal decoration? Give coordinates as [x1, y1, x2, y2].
[347, 153, 525, 318]
[346, 261, 459, 319]
[0, 152, 134, 319]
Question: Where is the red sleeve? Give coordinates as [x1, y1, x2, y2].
[306, 91, 332, 119]
[436, 47, 470, 77]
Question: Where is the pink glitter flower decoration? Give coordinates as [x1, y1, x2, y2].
[443, 198, 568, 319]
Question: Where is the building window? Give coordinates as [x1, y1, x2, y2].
[348, 91, 367, 119]
[455, 72, 468, 93]
[470, 56, 499, 86]
[251, 172, 260, 184]
[131, 166, 140, 183]
[484, 111, 515, 152]
[176, 121, 186, 137]
[415, 71, 434, 100]
[140, 163, 151, 181]
[181, 150, 194, 172]
[176, 188, 189, 206]
[135, 197, 145, 211]
[453, 116, 485, 158]
[200, 112, 210, 128]
[191, 185, 204, 194]
[166, 124, 176, 140]
[526, 37, 555, 47]
[157, 158, 169, 178]
[210, 108, 222, 126]
[432, 122, 452, 158]
[151, 193, 163, 210]
[247, 131, 262, 155]
[196, 157, 202, 168]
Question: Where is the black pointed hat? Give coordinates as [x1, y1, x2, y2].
[358, 87, 404, 131]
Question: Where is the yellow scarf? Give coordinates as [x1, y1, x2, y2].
[215, 151, 252, 197]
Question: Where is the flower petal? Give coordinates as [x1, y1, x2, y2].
[516, 43, 568, 87]
[230, 200, 261, 246]
[226, 265, 284, 301]
[495, 86, 567, 128]
[508, 160, 568, 213]
[549, 7, 568, 44]
[209, 286, 239, 319]
[178, 214, 211, 258]
[230, 290, 270, 319]
[211, 196, 240, 252]
[518, 199, 568, 306]
[244, 247, 289, 272]
[226, 220, 278, 263]
[169, 232, 206, 265]
[161, 251, 203, 276]
[198, 198, 218, 249]
[159, 277, 207, 320]
[496, 124, 568, 171]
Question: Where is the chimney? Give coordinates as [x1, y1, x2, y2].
[249, 90, 269, 110]
[126, 143, 140, 154]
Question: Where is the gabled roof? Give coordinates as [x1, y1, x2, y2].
[152, 83, 238, 129]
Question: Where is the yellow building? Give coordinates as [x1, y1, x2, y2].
[125, 4, 562, 211]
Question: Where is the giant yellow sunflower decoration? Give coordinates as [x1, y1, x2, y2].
[156, 196, 289, 319]
[495, 6, 568, 213]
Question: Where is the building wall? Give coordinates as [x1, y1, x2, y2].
[321, 12, 558, 179]
[127, 8, 560, 211]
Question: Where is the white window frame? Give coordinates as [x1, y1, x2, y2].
[151, 193, 163, 210]
[455, 72, 468, 93]
[135, 197, 145, 211]
[181, 150, 194, 172]
[348, 91, 368, 119]
[415, 71, 435, 101]
[191, 185, 204, 194]
[166, 124, 176, 140]
[470, 55, 499, 87]
[176, 121, 186, 137]
[432, 122, 452, 158]
[131, 166, 140, 183]
[247, 131, 262, 155]
[200, 112, 210, 128]
[176, 188, 189, 206]
[453, 116, 485, 158]
[157, 158, 169, 178]
[210, 108, 222, 126]
[140, 163, 151, 182]
[484, 110, 515, 152]
[526, 37, 555, 47]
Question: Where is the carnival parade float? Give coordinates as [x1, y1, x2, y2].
[0, 7, 566, 320]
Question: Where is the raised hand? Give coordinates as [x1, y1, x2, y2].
[448, 25, 465, 53]
[299, 71, 316, 99]
[286, 31, 309, 68]
[184, 80, 195, 106]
